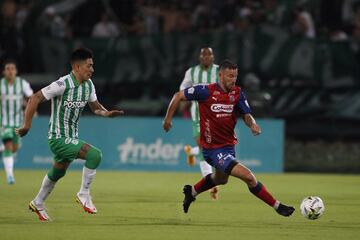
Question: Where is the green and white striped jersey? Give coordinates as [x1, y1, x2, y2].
[179, 64, 219, 123]
[42, 72, 97, 139]
[0, 77, 33, 128]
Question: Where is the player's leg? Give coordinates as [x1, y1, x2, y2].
[182, 147, 233, 213]
[30, 161, 70, 221]
[194, 137, 219, 200]
[230, 162, 295, 217]
[2, 128, 16, 184]
[184, 120, 200, 166]
[75, 141, 102, 214]
[29, 138, 79, 221]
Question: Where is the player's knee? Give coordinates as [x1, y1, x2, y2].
[217, 178, 228, 185]
[47, 167, 66, 182]
[85, 147, 102, 169]
[244, 173, 257, 187]
[213, 176, 228, 185]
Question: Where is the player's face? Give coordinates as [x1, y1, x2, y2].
[3, 63, 17, 80]
[199, 48, 214, 68]
[77, 58, 94, 80]
[219, 68, 238, 92]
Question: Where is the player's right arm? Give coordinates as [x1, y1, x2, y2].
[178, 69, 192, 114]
[163, 91, 187, 132]
[163, 85, 209, 132]
[16, 91, 46, 137]
[16, 79, 65, 137]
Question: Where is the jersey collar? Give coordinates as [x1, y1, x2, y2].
[70, 72, 80, 87]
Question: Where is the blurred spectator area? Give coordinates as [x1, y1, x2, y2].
[1, 0, 360, 140]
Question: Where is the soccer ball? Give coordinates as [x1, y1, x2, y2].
[300, 196, 325, 220]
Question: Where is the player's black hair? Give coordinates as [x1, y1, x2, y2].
[219, 59, 237, 70]
[2, 59, 17, 70]
[70, 47, 93, 64]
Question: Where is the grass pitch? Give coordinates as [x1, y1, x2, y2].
[0, 170, 359, 240]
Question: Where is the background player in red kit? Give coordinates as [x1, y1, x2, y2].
[163, 60, 295, 217]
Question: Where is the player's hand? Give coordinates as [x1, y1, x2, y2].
[105, 110, 124, 118]
[95, 109, 124, 117]
[163, 118, 172, 132]
[250, 123, 261, 136]
[16, 126, 30, 137]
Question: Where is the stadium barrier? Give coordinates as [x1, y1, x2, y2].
[15, 117, 284, 172]
[32, 26, 360, 88]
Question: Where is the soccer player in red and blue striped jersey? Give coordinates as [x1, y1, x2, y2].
[163, 60, 294, 217]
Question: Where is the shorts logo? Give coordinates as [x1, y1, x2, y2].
[217, 153, 225, 166]
[65, 138, 79, 145]
[210, 104, 233, 113]
[216, 153, 233, 166]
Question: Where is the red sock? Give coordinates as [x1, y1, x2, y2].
[194, 174, 216, 194]
[249, 181, 276, 207]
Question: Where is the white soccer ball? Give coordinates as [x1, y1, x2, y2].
[300, 196, 325, 220]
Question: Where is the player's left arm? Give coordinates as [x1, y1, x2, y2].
[243, 114, 261, 136]
[87, 80, 124, 117]
[88, 100, 124, 118]
[237, 91, 261, 136]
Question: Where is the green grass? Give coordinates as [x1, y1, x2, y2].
[0, 170, 359, 240]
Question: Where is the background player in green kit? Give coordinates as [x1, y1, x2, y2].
[179, 47, 219, 200]
[1, 60, 33, 184]
[17, 47, 123, 221]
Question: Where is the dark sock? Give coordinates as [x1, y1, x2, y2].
[249, 181, 277, 207]
[194, 174, 216, 194]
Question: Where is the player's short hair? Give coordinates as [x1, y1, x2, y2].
[200, 47, 213, 52]
[219, 59, 237, 71]
[2, 59, 17, 70]
[70, 47, 93, 64]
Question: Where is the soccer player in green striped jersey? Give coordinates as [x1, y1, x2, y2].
[179, 47, 219, 200]
[1, 60, 33, 184]
[17, 47, 124, 221]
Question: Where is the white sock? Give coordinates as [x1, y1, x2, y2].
[199, 161, 213, 177]
[33, 175, 56, 206]
[3, 156, 14, 178]
[190, 146, 199, 155]
[191, 186, 198, 197]
[273, 200, 280, 210]
[79, 166, 96, 195]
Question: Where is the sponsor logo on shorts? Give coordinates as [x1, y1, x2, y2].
[65, 138, 79, 145]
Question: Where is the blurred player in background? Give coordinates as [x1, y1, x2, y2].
[0, 60, 33, 184]
[163, 60, 295, 217]
[179, 47, 219, 200]
[17, 47, 124, 221]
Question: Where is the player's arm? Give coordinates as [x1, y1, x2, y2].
[163, 85, 209, 132]
[178, 69, 193, 115]
[237, 91, 261, 136]
[243, 113, 261, 136]
[87, 80, 124, 117]
[88, 100, 124, 118]
[16, 90, 46, 137]
[163, 90, 187, 132]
